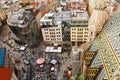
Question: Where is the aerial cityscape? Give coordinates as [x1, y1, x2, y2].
[0, 0, 120, 80]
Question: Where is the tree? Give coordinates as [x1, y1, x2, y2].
[76, 73, 84, 80]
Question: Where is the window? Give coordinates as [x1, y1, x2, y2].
[45, 35, 49, 37]
[85, 28, 88, 30]
[45, 32, 48, 34]
[84, 35, 88, 37]
[77, 38, 82, 41]
[72, 38, 75, 40]
[46, 38, 49, 40]
[72, 21, 77, 24]
[91, 32, 93, 36]
[72, 35, 76, 37]
[57, 35, 61, 37]
[50, 32, 55, 34]
[56, 29, 60, 31]
[79, 32, 83, 34]
[84, 38, 87, 40]
[57, 38, 61, 40]
[57, 32, 60, 34]
[78, 35, 83, 37]
[49, 29, 55, 31]
[84, 32, 88, 34]
[44, 28, 48, 31]
[78, 32, 81, 34]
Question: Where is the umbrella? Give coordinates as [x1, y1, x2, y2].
[36, 58, 45, 64]
[50, 59, 57, 65]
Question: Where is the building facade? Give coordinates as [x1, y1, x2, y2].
[41, 26, 63, 44]
[70, 11, 89, 46]
[7, 8, 40, 46]
[41, 12, 72, 44]
[53, 11, 71, 42]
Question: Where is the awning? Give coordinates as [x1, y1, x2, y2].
[0, 48, 6, 67]
[50, 59, 57, 65]
[36, 58, 45, 64]
[0, 68, 12, 80]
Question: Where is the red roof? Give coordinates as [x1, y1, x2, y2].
[67, 2, 86, 11]
[112, 6, 119, 13]
[0, 68, 12, 80]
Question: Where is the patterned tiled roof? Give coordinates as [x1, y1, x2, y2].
[88, 8, 120, 80]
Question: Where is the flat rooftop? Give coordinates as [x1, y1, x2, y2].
[54, 11, 72, 18]
[72, 11, 89, 20]
[45, 46, 62, 53]
[40, 13, 55, 22]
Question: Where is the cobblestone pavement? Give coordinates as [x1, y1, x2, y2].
[0, 25, 81, 80]
[57, 47, 80, 80]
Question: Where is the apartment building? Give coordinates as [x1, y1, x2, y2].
[70, 11, 89, 46]
[41, 27, 62, 44]
[40, 13, 63, 44]
[53, 11, 71, 42]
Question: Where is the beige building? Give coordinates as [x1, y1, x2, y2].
[88, 0, 110, 42]
[41, 26, 63, 44]
[70, 11, 89, 46]
[0, 6, 6, 21]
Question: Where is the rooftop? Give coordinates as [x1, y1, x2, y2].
[53, 11, 72, 22]
[40, 13, 55, 22]
[54, 11, 72, 18]
[7, 8, 33, 27]
[45, 46, 62, 53]
[72, 11, 89, 20]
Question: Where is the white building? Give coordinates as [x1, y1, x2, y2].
[70, 11, 89, 46]
[40, 13, 55, 27]
[40, 12, 64, 44]
[41, 26, 63, 43]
